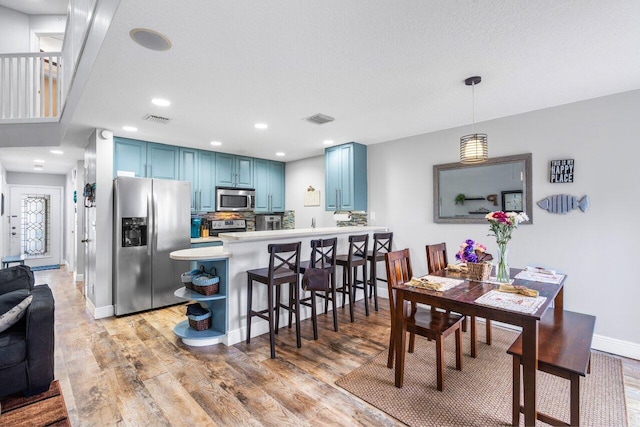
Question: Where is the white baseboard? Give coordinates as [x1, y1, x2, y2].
[74, 272, 84, 282]
[376, 286, 639, 361]
[85, 298, 114, 319]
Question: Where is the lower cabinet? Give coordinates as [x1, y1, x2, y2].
[173, 258, 228, 346]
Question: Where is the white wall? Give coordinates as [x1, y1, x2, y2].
[286, 89, 640, 358]
[29, 14, 67, 51]
[285, 156, 335, 228]
[0, 6, 29, 53]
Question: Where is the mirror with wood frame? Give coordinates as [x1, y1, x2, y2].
[433, 153, 533, 224]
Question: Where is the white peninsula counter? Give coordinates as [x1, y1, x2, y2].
[170, 226, 388, 348]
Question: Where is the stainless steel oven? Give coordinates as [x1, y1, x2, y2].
[215, 187, 255, 212]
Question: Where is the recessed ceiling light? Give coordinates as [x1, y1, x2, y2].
[210, 141, 222, 146]
[151, 98, 171, 107]
[254, 123, 268, 130]
[50, 149, 63, 155]
[323, 140, 334, 145]
[33, 165, 43, 171]
[123, 126, 138, 132]
[275, 152, 285, 157]
[129, 28, 172, 51]
[34, 159, 45, 163]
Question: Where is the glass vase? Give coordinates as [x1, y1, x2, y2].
[496, 244, 510, 283]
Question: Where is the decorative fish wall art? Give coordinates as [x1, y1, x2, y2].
[537, 194, 590, 214]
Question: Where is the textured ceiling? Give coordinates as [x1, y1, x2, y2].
[0, 0, 68, 15]
[5, 0, 640, 173]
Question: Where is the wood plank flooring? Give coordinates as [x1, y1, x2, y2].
[34, 267, 639, 426]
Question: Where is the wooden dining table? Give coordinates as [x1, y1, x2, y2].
[392, 268, 566, 427]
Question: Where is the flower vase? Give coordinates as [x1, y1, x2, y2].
[496, 244, 510, 283]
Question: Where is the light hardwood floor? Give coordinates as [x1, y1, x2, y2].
[34, 267, 639, 426]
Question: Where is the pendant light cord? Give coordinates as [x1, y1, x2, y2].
[471, 80, 476, 135]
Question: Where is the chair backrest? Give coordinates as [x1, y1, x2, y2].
[372, 232, 393, 256]
[267, 242, 301, 278]
[385, 249, 413, 317]
[310, 237, 337, 269]
[426, 243, 448, 274]
[347, 234, 369, 261]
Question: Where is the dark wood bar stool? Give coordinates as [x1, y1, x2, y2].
[246, 242, 301, 359]
[365, 232, 393, 312]
[298, 238, 339, 336]
[426, 242, 492, 358]
[385, 249, 463, 391]
[335, 234, 369, 322]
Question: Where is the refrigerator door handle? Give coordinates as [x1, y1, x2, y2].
[147, 193, 153, 256]
[153, 192, 159, 252]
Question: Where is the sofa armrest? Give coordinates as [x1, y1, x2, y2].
[25, 285, 55, 393]
[0, 265, 35, 295]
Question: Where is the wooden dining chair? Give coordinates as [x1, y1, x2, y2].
[385, 249, 463, 391]
[426, 243, 492, 358]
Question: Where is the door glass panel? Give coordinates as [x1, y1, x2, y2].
[21, 194, 50, 256]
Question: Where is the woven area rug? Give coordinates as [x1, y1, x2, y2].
[0, 380, 70, 426]
[336, 327, 627, 426]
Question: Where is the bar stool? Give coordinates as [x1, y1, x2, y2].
[335, 234, 369, 322]
[298, 238, 339, 336]
[365, 232, 393, 311]
[246, 242, 301, 359]
[426, 242, 491, 358]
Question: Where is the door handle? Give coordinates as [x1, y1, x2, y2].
[81, 239, 90, 243]
[11, 232, 17, 235]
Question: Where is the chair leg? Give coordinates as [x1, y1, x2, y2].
[485, 319, 492, 345]
[462, 315, 468, 332]
[330, 273, 338, 332]
[341, 267, 347, 308]
[512, 356, 521, 426]
[268, 282, 276, 359]
[570, 374, 580, 426]
[387, 327, 395, 369]
[311, 290, 318, 340]
[408, 331, 416, 353]
[294, 279, 302, 348]
[348, 266, 355, 322]
[362, 264, 369, 316]
[470, 315, 478, 358]
[275, 285, 281, 335]
[246, 277, 253, 344]
[288, 283, 294, 329]
[455, 327, 462, 371]
[436, 336, 445, 391]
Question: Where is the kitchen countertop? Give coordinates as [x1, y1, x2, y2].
[190, 236, 223, 244]
[219, 226, 388, 242]
[170, 246, 231, 261]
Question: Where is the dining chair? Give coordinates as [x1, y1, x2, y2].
[246, 242, 301, 359]
[335, 234, 369, 322]
[365, 232, 393, 312]
[426, 243, 492, 358]
[298, 237, 339, 335]
[385, 249, 463, 391]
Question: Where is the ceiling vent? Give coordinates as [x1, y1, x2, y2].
[143, 114, 171, 124]
[304, 113, 335, 125]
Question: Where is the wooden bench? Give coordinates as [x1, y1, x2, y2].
[507, 310, 596, 427]
[1, 255, 25, 269]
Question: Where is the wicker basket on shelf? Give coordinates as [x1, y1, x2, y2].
[180, 268, 204, 291]
[186, 303, 211, 331]
[466, 262, 492, 282]
[192, 267, 220, 296]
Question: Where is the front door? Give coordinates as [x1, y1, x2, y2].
[9, 185, 62, 268]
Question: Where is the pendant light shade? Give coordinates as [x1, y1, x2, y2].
[460, 76, 488, 164]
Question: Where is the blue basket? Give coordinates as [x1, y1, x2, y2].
[192, 273, 220, 295]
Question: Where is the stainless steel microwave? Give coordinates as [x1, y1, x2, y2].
[215, 187, 255, 211]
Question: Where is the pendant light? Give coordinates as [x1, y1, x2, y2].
[460, 76, 488, 164]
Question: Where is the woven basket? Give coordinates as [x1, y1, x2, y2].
[192, 273, 220, 296]
[188, 314, 212, 331]
[180, 268, 203, 291]
[186, 303, 212, 331]
[466, 262, 492, 281]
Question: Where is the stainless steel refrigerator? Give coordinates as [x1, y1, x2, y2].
[113, 176, 191, 316]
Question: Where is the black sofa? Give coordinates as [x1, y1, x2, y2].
[0, 265, 55, 398]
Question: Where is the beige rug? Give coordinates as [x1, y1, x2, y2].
[336, 327, 627, 426]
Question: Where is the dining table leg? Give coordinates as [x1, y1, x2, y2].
[394, 289, 407, 388]
[521, 317, 539, 426]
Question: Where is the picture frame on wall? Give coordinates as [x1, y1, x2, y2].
[501, 190, 523, 212]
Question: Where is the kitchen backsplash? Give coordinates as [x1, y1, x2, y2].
[337, 212, 368, 227]
[282, 210, 295, 229]
[203, 212, 256, 231]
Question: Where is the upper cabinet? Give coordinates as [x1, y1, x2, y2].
[179, 149, 216, 212]
[113, 138, 179, 180]
[215, 153, 253, 188]
[254, 159, 285, 213]
[325, 142, 367, 211]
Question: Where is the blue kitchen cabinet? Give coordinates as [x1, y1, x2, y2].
[113, 138, 179, 180]
[113, 137, 146, 177]
[254, 159, 285, 212]
[147, 143, 179, 180]
[325, 142, 367, 211]
[180, 148, 216, 212]
[215, 153, 253, 188]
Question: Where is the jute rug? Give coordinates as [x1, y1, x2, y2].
[336, 327, 627, 426]
[0, 380, 70, 426]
